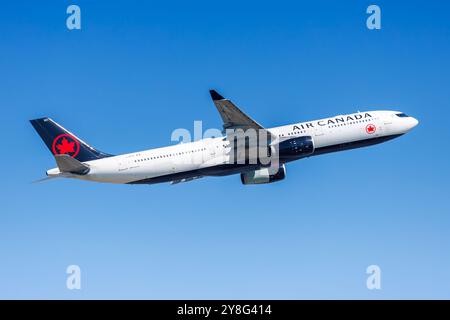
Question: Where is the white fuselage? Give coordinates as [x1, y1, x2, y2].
[46, 110, 418, 184]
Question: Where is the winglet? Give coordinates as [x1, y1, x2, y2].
[209, 90, 225, 101]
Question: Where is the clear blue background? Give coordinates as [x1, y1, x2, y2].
[1, 0, 449, 299]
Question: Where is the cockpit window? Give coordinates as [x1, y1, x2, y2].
[395, 113, 409, 118]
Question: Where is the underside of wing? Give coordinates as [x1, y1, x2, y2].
[170, 176, 203, 185]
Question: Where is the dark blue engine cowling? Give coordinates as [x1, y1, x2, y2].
[278, 136, 314, 159]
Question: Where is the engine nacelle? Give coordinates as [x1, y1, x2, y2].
[278, 136, 314, 159]
[240, 164, 286, 185]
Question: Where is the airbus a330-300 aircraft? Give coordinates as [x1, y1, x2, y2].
[30, 90, 418, 185]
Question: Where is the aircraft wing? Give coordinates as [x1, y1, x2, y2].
[209, 90, 266, 132]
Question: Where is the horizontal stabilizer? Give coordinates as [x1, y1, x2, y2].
[54, 154, 90, 175]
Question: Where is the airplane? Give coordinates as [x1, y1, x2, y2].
[30, 90, 418, 185]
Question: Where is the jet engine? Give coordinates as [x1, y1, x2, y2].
[240, 164, 286, 185]
[278, 136, 314, 159]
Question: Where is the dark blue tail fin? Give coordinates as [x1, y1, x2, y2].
[30, 117, 113, 162]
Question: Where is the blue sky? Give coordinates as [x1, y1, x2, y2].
[1, 0, 450, 299]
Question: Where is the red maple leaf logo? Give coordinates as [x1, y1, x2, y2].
[56, 137, 75, 154]
[366, 124, 376, 134]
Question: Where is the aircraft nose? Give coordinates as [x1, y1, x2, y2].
[406, 117, 419, 130]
